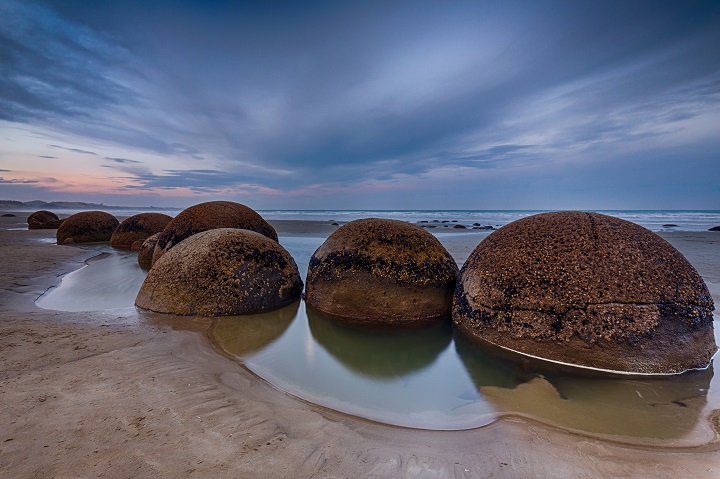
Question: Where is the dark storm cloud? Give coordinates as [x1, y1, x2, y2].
[1, 0, 719, 206]
[37, 155, 58, 159]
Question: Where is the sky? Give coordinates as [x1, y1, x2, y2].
[1, 0, 719, 210]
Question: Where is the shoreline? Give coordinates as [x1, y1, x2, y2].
[1, 216, 719, 477]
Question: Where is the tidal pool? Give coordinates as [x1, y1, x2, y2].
[37, 237, 720, 445]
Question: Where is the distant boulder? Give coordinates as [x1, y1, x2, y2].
[453, 211, 716, 375]
[453, 224, 467, 229]
[110, 213, 172, 249]
[151, 201, 277, 265]
[710, 226, 720, 232]
[2, 213, 16, 217]
[56, 211, 119, 244]
[305, 218, 458, 327]
[136, 228, 302, 316]
[27, 210, 60, 229]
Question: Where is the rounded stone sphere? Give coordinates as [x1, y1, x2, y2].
[453, 212, 716, 374]
[151, 201, 277, 265]
[136, 228, 303, 316]
[56, 211, 120, 244]
[137, 232, 161, 269]
[305, 218, 459, 327]
[110, 212, 172, 249]
[27, 210, 59, 225]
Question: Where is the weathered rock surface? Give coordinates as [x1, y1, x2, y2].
[453, 212, 716, 374]
[27, 210, 61, 229]
[137, 233, 161, 269]
[110, 213, 172, 249]
[305, 218, 458, 327]
[151, 201, 277, 265]
[56, 211, 119, 244]
[136, 228, 302, 316]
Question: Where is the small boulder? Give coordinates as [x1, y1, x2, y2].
[453, 224, 467, 229]
[56, 211, 119, 244]
[151, 201, 277, 265]
[710, 226, 720, 232]
[136, 228, 302, 316]
[305, 218, 458, 327]
[2, 213, 16, 217]
[137, 233, 161, 269]
[110, 212, 172, 249]
[27, 210, 60, 229]
[453, 212, 716, 374]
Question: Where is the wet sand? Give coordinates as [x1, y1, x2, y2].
[1, 213, 719, 478]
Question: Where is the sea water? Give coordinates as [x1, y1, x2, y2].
[6, 209, 720, 232]
[35, 233, 720, 445]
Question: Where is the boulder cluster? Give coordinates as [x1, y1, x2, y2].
[45, 202, 716, 375]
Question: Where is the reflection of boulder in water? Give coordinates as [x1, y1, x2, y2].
[307, 306, 452, 378]
[211, 302, 299, 356]
[479, 361, 713, 442]
[453, 329, 536, 391]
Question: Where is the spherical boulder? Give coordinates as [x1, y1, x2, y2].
[56, 211, 119, 244]
[27, 210, 60, 229]
[453, 212, 717, 374]
[137, 232, 161, 269]
[136, 228, 302, 316]
[151, 201, 277, 265]
[110, 212, 172, 249]
[305, 218, 459, 327]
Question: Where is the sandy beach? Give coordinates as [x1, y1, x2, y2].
[1, 213, 719, 478]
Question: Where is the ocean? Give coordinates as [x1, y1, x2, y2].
[5, 208, 720, 232]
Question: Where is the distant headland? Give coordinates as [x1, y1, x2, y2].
[0, 200, 172, 211]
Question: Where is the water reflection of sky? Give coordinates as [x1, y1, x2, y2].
[35, 236, 720, 444]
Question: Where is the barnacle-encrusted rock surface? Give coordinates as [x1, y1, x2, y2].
[137, 233, 161, 269]
[110, 212, 172, 249]
[151, 201, 277, 265]
[453, 212, 716, 374]
[305, 218, 458, 327]
[27, 210, 61, 229]
[56, 211, 119, 244]
[136, 228, 302, 316]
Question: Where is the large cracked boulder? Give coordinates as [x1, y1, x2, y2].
[56, 211, 119, 244]
[136, 228, 302, 316]
[151, 201, 277, 265]
[305, 218, 458, 327]
[453, 212, 716, 374]
[110, 212, 172, 249]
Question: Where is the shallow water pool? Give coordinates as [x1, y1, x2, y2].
[37, 237, 720, 445]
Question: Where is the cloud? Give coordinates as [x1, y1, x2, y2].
[37, 155, 57, 159]
[1, 0, 718, 208]
[48, 144, 97, 155]
[105, 157, 142, 164]
[0, 177, 39, 184]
